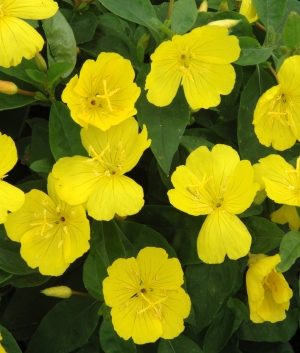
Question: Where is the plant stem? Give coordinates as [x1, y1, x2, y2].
[167, 0, 174, 20]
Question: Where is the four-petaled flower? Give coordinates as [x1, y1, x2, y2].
[52, 117, 151, 221]
[168, 144, 259, 264]
[145, 25, 240, 110]
[0, 132, 25, 223]
[102, 247, 191, 344]
[246, 253, 293, 323]
[62, 52, 141, 131]
[253, 56, 300, 151]
[4, 174, 90, 276]
[239, 0, 258, 23]
[0, 0, 58, 68]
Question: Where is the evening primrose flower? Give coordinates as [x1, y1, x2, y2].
[102, 247, 191, 344]
[0, 0, 58, 68]
[271, 205, 300, 231]
[239, 0, 258, 23]
[0, 132, 25, 223]
[246, 254, 293, 323]
[62, 52, 141, 131]
[145, 25, 240, 110]
[255, 154, 300, 206]
[253, 56, 300, 151]
[52, 117, 151, 221]
[168, 144, 259, 264]
[4, 174, 90, 276]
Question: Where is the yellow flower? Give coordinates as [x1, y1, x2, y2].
[62, 52, 141, 131]
[255, 154, 300, 206]
[145, 26, 240, 110]
[271, 205, 300, 231]
[102, 247, 191, 344]
[4, 174, 90, 276]
[239, 0, 258, 23]
[52, 117, 151, 221]
[253, 56, 300, 151]
[246, 254, 293, 323]
[0, 0, 58, 68]
[0, 132, 25, 223]
[168, 144, 259, 264]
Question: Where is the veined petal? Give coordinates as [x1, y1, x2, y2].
[278, 56, 300, 95]
[0, 132, 18, 176]
[4, 0, 58, 19]
[269, 270, 293, 304]
[0, 181, 24, 224]
[0, 17, 44, 68]
[103, 257, 140, 307]
[52, 156, 100, 206]
[197, 210, 251, 263]
[160, 288, 191, 339]
[224, 160, 259, 214]
[256, 289, 288, 323]
[239, 0, 258, 23]
[86, 174, 144, 221]
[137, 248, 184, 289]
[271, 205, 300, 231]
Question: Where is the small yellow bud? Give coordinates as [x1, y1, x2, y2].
[0, 80, 18, 95]
[252, 189, 267, 205]
[218, 0, 228, 11]
[114, 213, 127, 221]
[34, 52, 47, 73]
[198, 0, 208, 12]
[76, 47, 81, 54]
[40, 286, 73, 299]
[208, 19, 241, 28]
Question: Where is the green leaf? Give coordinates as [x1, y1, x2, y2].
[30, 157, 55, 175]
[239, 341, 295, 353]
[238, 66, 276, 163]
[100, 0, 160, 43]
[244, 216, 284, 254]
[128, 205, 204, 265]
[102, 220, 128, 264]
[238, 309, 298, 342]
[0, 58, 39, 85]
[99, 320, 136, 353]
[227, 298, 249, 321]
[158, 335, 203, 353]
[234, 37, 274, 66]
[136, 65, 190, 175]
[252, 0, 287, 30]
[203, 305, 236, 353]
[171, 0, 198, 34]
[276, 231, 300, 272]
[46, 62, 73, 87]
[2, 272, 50, 288]
[185, 259, 239, 332]
[25, 69, 46, 85]
[180, 136, 214, 153]
[282, 11, 300, 49]
[42, 10, 77, 78]
[29, 124, 53, 165]
[25, 297, 101, 353]
[0, 325, 22, 353]
[49, 101, 87, 160]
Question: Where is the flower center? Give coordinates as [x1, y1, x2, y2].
[137, 287, 168, 318]
[267, 92, 294, 127]
[180, 53, 190, 68]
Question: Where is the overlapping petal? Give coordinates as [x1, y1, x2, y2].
[3, 0, 58, 19]
[271, 205, 300, 231]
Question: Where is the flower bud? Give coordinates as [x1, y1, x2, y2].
[41, 286, 73, 298]
[218, 0, 228, 11]
[198, 0, 208, 12]
[0, 80, 18, 95]
[34, 52, 47, 73]
[114, 213, 127, 221]
[208, 19, 241, 28]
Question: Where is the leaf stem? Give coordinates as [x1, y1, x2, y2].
[268, 65, 279, 84]
[255, 22, 266, 32]
[167, 0, 174, 20]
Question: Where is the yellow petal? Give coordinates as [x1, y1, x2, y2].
[239, 0, 259, 23]
[224, 160, 259, 214]
[269, 270, 293, 304]
[86, 175, 144, 221]
[0, 17, 44, 68]
[4, 0, 58, 19]
[197, 210, 251, 263]
[137, 247, 184, 289]
[256, 290, 287, 323]
[0, 132, 18, 176]
[0, 182, 24, 224]
[278, 56, 300, 94]
[271, 205, 300, 231]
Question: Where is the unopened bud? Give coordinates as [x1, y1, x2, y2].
[208, 19, 241, 28]
[0, 80, 18, 95]
[34, 52, 47, 73]
[198, 0, 208, 12]
[252, 189, 267, 205]
[218, 0, 228, 11]
[114, 213, 127, 221]
[41, 286, 73, 298]
[76, 47, 81, 54]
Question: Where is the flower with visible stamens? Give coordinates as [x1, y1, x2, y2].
[253, 56, 300, 151]
[168, 144, 259, 264]
[4, 174, 90, 276]
[102, 247, 191, 344]
[62, 52, 141, 131]
[52, 117, 151, 221]
[145, 25, 240, 109]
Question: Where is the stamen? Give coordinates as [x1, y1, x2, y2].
[137, 292, 168, 318]
[96, 79, 120, 112]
